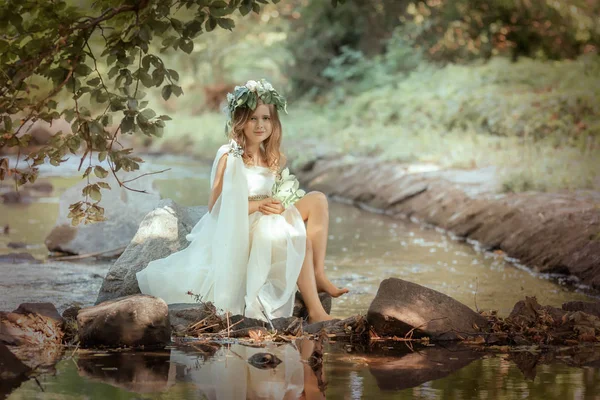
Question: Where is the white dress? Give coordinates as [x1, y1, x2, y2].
[136, 140, 306, 321]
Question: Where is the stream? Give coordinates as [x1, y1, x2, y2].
[1, 154, 599, 399]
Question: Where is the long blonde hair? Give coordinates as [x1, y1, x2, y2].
[228, 102, 284, 172]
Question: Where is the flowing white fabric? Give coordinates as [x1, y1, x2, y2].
[136, 140, 306, 320]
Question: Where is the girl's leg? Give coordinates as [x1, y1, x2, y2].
[295, 191, 349, 298]
[297, 239, 332, 323]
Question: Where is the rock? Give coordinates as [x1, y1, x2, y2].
[0, 308, 64, 347]
[1, 191, 32, 204]
[367, 278, 487, 340]
[7, 242, 27, 249]
[168, 303, 211, 329]
[77, 294, 170, 348]
[562, 301, 600, 318]
[0, 253, 41, 264]
[13, 303, 63, 325]
[95, 199, 206, 304]
[293, 291, 332, 319]
[45, 174, 162, 255]
[247, 352, 282, 369]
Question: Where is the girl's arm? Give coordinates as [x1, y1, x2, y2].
[207, 153, 277, 215]
[208, 154, 228, 213]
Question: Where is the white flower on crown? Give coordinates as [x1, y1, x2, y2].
[245, 80, 259, 92]
[263, 82, 274, 91]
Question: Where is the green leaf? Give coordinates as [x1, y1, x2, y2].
[172, 85, 183, 97]
[121, 115, 135, 133]
[86, 77, 101, 86]
[239, 2, 252, 16]
[98, 151, 107, 162]
[167, 69, 179, 81]
[217, 18, 235, 30]
[252, 3, 260, 13]
[161, 85, 173, 101]
[83, 166, 92, 178]
[89, 185, 102, 202]
[180, 38, 194, 54]
[152, 69, 165, 86]
[75, 64, 93, 77]
[141, 108, 156, 120]
[206, 17, 217, 32]
[3, 116, 12, 131]
[211, 0, 228, 8]
[94, 166, 109, 178]
[138, 70, 154, 87]
[159, 115, 172, 121]
[89, 121, 104, 135]
[98, 181, 111, 189]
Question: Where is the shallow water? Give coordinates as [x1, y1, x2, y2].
[1, 154, 599, 399]
[6, 341, 600, 399]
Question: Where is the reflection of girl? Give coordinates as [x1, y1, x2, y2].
[168, 342, 324, 399]
[137, 80, 347, 323]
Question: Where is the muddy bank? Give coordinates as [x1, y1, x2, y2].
[291, 153, 600, 290]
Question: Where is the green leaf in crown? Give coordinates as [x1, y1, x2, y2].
[224, 79, 288, 133]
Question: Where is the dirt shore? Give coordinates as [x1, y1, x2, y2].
[290, 151, 600, 291]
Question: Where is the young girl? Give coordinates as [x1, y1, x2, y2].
[137, 79, 347, 323]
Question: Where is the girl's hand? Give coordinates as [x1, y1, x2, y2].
[259, 198, 284, 215]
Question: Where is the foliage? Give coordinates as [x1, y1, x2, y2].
[286, 0, 599, 96]
[1, 0, 355, 225]
[403, 0, 600, 63]
[285, 0, 406, 96]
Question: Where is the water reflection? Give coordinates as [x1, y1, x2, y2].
[7, 340, 600, 399]
[74, 339, 326, 400]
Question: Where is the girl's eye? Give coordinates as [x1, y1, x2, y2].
[263, 117, 270, 120]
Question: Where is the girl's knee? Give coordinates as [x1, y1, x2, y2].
[309, 191, 328, 207]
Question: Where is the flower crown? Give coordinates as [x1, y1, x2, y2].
[224, 79, 287, 133]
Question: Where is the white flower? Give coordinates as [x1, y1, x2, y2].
[245, 80, 259, 92]
[263, 82, 274, 91]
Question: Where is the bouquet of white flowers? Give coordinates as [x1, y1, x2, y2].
[271, 168, 305, 208]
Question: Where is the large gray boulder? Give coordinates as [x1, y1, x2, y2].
[367, 278, 488, 341]
[95, 199, 206, 304]
[78, 294, 170, 348]
[45, 174, 161, 255]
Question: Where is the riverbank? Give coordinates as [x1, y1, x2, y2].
[287, 144, 600, 292]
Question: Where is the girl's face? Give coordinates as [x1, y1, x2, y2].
[243, 104, 273, 145]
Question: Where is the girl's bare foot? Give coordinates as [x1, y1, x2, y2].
[316, 274, 349, 298]
[308, 312, 334, 324]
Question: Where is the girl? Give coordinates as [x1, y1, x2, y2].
[137, 79, 347, 323]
